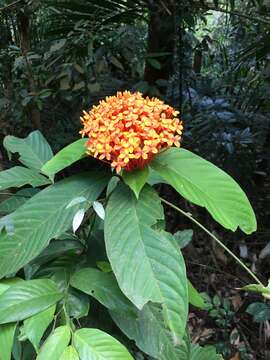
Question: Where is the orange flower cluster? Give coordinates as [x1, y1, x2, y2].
[80, 91, 183, 173]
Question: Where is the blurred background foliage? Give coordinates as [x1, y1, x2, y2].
[0, 0, 270, 358]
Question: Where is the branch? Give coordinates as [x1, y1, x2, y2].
[0, 0, 24, 13]
[193, 2, 270, 25]
[160, 197, 264, 287]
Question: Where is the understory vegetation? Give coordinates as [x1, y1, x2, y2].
[0, 0, 270, 359]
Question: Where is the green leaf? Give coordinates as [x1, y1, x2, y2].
[111, 304, 187, 360]
[151, 148, 257, 234]
[37, 326, 71, 360]
[96, 261, 112, 273]
[122, 167, 149, 199]
[0, 188, 39, 214]
[0, 172, 109, 278]
[112, 304, 222, 360]
[106, 176, 120, 197]
[0, 278, 24, 296]
[23, 305, 56, 351]
[0, 167, 50, 191]
[66, 289, 90, 319]
[190, 345, 223, 360]
[41, 139, 87, 177]
[59, 346, 79, 360]
[31, 239, 84, 267]
[93, 201, 105, 220]
[147, 168, 167, 185]
[104, 184, 188, 340]
[188, 280, 206, 309]
[0, 279, 62, 324]
[240, 283, 270, 296]
[50, 39, 66, 52]
[246, 302, 270, 322]
[70, 268, 135, 315]
[4, 131, 53, 171]
[0, 323, 16, 360]
[174, 229, 193, 249]
[74, 328, 134, 360]
[147, 58, 161, 70]
[12, 328, 22, 360]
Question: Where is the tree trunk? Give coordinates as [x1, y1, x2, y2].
[144, 1, 177, 93]
[1, 16, 13, 110]
[17, 7, 41, 130]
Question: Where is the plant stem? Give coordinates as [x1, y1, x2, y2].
[160, 197, 264, 287]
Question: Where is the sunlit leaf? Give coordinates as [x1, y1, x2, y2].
[37, 326, 71, 360]
[23, 305, 56, 351]
[188, 280, 206, 309]
[59, 346, 79, 360]
[0, 323, 16, 360]
[41, 138, 87, 177]
[74, 328, 134, 360]
[0, 279, 62, 324]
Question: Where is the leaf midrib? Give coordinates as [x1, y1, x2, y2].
[0, 292, 61, 321]
[133, 202, 163, 304]
[0, 180, 100, 276]
[10, 136, 46, 170]
[152, 160, 236, 227]
[76, 334, 115, 360]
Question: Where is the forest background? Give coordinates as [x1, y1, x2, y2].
[0, 0, 270, 358]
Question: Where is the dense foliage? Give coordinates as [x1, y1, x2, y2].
[0, 0, 270, 359]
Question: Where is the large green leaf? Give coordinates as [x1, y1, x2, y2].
[41, 138, 87, 177]
[23, 305, 56, 351]
[151, 148, 256, 234]
[59, 346, 79, 360]
[74, 328, 134, 360]
[111, 304, 187, 360]
[0, 279, 62, 324]
[0, 188, 39, 214]
[104, 184, 188, 341]
[0, 323, 16, 360]
[0, 278, 24, 296]
[4, 131, 53, 171]
[37, 326, 71, 360]
[122, 166, 149, 199]
[0, 172, 109, 278]
[70, 268, 135, 315]
[0, 167, 50, 191]
[112, 304, 222, 360]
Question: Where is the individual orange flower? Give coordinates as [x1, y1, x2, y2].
[80, 91, 183, 173]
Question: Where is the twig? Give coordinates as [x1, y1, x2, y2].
[160, 197, 264, 287]
[199, 4, 270, 25]
[0, 0, 24, 13]
[187, 260, 247, 284]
